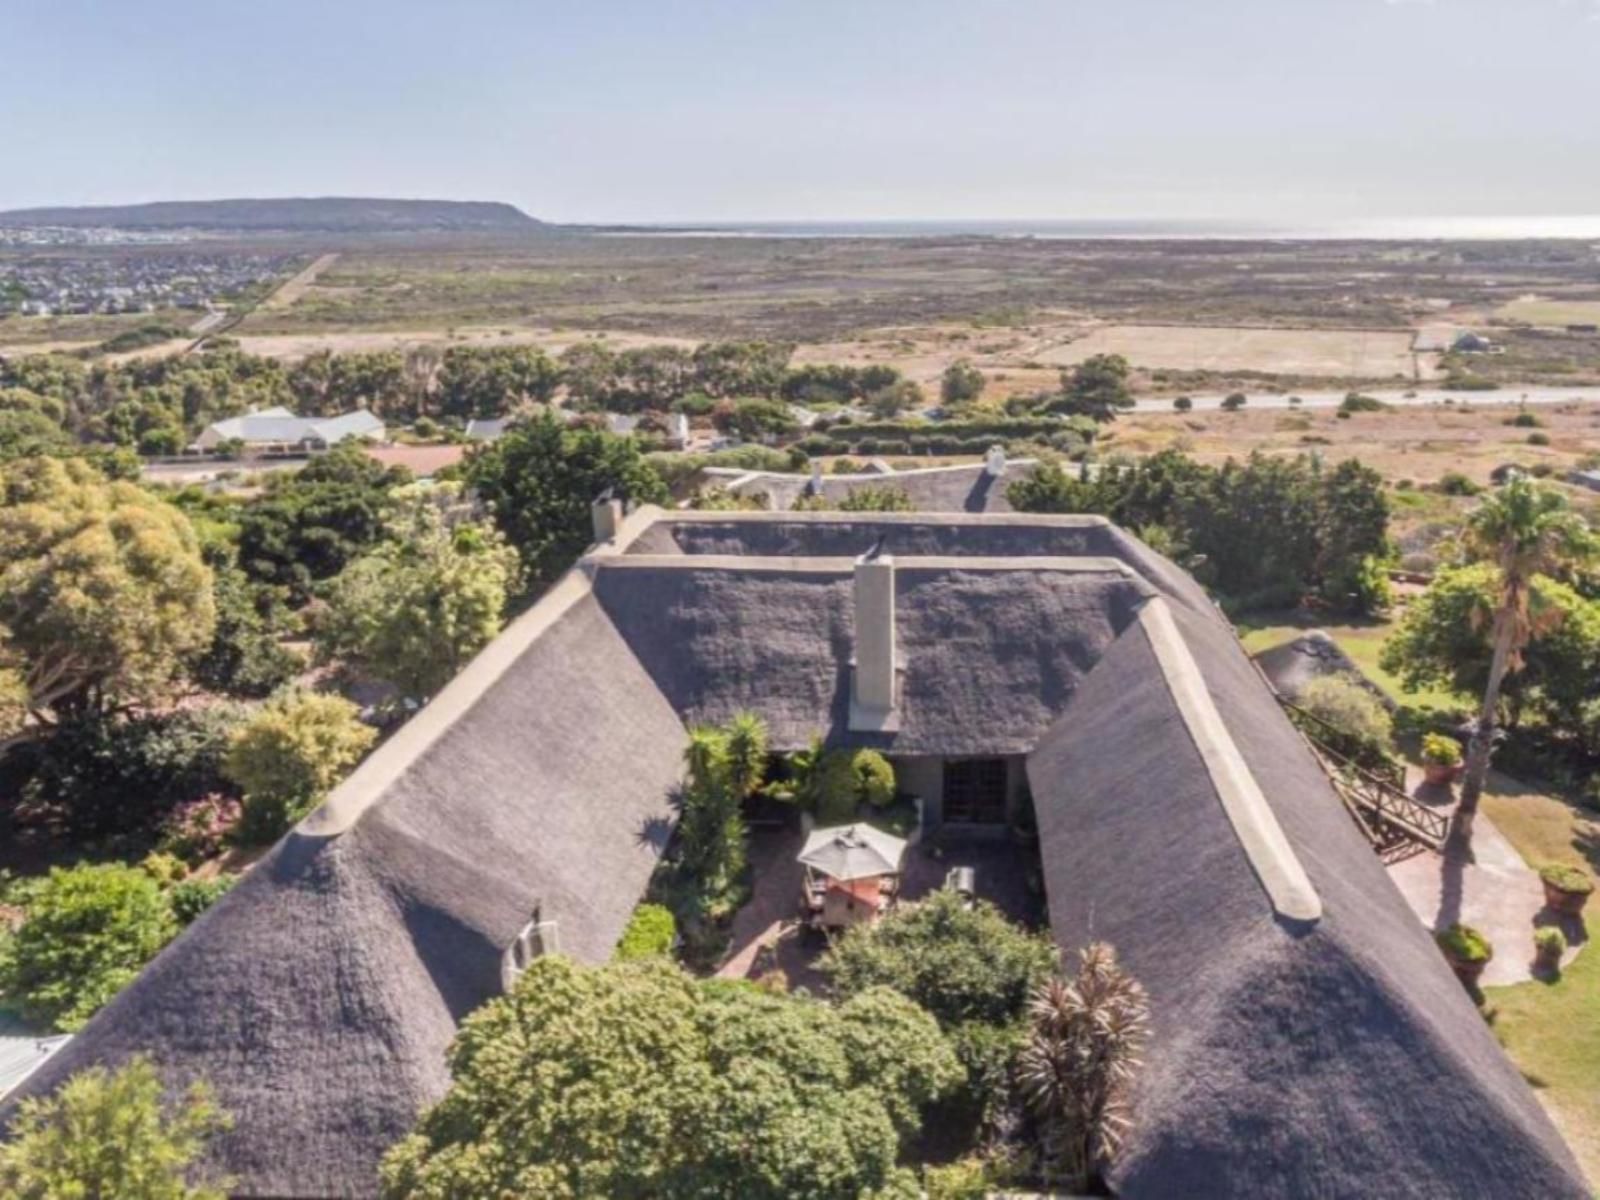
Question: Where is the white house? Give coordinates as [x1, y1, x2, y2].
[192, 406, 386, 453]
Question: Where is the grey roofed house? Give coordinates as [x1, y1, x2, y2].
[703, 446, 1035, 513]
[2, 507, 1587, 1199]
[462, 416, 507, 441]
[192, 405, 386, 451]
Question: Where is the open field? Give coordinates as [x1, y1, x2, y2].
[1102, 398, 1600, 491]
[1496, 298, 1600, 327]
[1036, 322, 1430, 380]
[260, 251, 340, 310]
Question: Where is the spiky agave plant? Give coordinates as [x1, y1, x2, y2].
[1016, 941, 1149, 1193]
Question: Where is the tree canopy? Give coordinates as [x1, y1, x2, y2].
[0, 1055, 232, 1200]
[0, 862, 179, 1030]
[315, 488, 518, 701]
[380, 956, 959, 1200]
[464, 411, 669, 587]
[0, 456, 215, 733]
[224, 689, 375, 842]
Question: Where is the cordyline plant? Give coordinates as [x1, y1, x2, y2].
[1016, 941, 1149, 1194]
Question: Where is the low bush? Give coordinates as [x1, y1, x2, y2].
[1539, 864, 1594, 896]
[1436, 471, 1482, 496]
[1436, 923, 1492, 964]
[16, 706, 246, 842]
[0, 863, 178, 1031]
[1339, 392, 1386, 414]
[156, 793, 243, 863]
[614, 902, 677, 961]
[1297, 675, 1393, 749]
[1534, 926, 1567, 959]
[168, 875, 236, 927]
[226, 691, 375, 844]
[1528, 432, 1551, 446]
[1420, 732, 1463, 767]
[1220, 392, 1247, 411]
[1506, 412, 1543, 428]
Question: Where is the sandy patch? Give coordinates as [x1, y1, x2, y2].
[1034, 323, 1426, 379]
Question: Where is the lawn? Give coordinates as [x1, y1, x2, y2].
[1483, 773, 1600, 1185]
[1234, 610, 1463, 711]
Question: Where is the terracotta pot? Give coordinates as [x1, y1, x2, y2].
[1423, 762, 1460, 787]
[1542, 880, 1592, 917]
[1442, 949, 1490, 990]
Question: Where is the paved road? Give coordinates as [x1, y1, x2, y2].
[1131, 384, 1600, 412]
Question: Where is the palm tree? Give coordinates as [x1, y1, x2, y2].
[1455, 479, 1595, 838]
[1016, 942, 1149, 1194]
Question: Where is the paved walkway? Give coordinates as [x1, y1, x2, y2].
[1387, 768, 1587, 986]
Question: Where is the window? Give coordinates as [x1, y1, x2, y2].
[501, 913, 560, 990]
[942, 758, 1008, 824]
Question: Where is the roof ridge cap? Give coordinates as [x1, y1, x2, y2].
[1136, 596, 1322, 925]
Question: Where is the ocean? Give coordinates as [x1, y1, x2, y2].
[604, 216, 1600, 241]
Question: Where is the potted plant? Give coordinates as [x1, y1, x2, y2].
[1539, 864, 1594, 916]
[1420, 733, 1463, 786]
[1435, 923, 1493, 989]
[1533, 926, 1567, 974]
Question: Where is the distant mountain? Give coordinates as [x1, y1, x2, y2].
[0, 197, 542, 233]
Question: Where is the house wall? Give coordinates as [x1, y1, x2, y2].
[892, 753, 1026, 832]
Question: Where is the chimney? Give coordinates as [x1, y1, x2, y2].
[849, 546, 900, 730]
[591, 493, 623, 543]
[984, 444, 1007, 477]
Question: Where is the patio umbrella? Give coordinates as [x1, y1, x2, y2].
[798, 823, 907, 881]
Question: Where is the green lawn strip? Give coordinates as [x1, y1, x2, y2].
[1486, 938, 1600, 1186]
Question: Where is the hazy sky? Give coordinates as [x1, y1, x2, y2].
[3, 0, 1598, 222]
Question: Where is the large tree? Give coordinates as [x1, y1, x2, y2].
[224, 689, 375, 842]
[0, 1056, 231, 1199]
[380, 956, 958, 1200]
[464, 411, 669, 588]
[1450, 480, 1595, 835]
[316, 496, 518, 701]
[1048, 354, 1135, 422]
[0, 457, 214, 738]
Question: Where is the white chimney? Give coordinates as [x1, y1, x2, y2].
[591, 495, 623, 543]
[849, 548, 900, 731]
[984, 444, 1007, 477]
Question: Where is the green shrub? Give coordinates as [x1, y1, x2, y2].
[0, 1055, 231, 1198]
[1506, 412, 1543, 428]
[1220, 392, 1247, 411]
[1172, 396, 1193, 412]
[820, 889, 1056, 1028]
[226, 690, 375, 844]
[1297, 674, 1393, 749]
[1435, 923, 1492, 963]
[854, 750, 896, 807]
[1339, 392, 1386, 414]
[156, 793, 244, 863]
[924, 1158, 991, 1200]
[0, 863, 179, 1030]
[1539, 864, 1594, 896]
[614, 903, 677, 960]
[1528, 432, 1550, 446]
[1420, 732, 1463, 767]
[1437, 471, 1482, 496]
[1534, 926, 1567, 958]
[18, 706, 246, 841]
[814, 751, 864, 823]
[169, 875, 236, 927]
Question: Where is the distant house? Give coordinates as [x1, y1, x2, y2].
[1569, 468, 1600, 493]
[464, 417, 508, 442]
[703, 446, 1036, 513]
[191, 406, 385, 453]
[1452, 332, 1496, 353]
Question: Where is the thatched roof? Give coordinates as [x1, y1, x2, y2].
[1254, 628, 1396, 709]
[3, 507, 1584, 1198]
[1029, 598, 1587, 1198]
[703, 458, 1033, 513]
